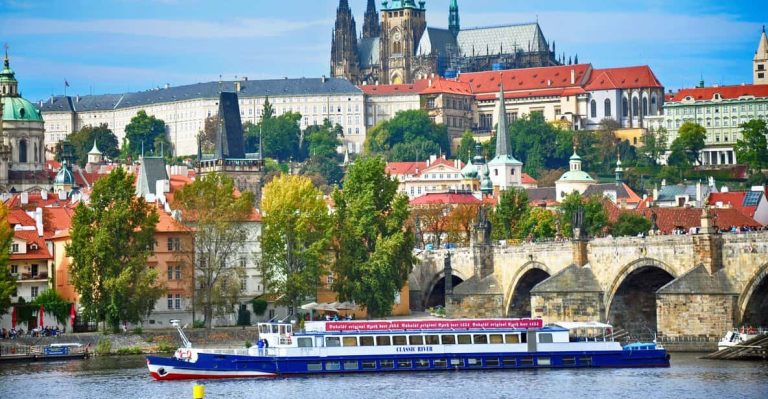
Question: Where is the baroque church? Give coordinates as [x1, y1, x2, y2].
[331, 0, 562, 85]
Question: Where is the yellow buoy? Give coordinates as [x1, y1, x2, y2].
[193, 384, 205, 399]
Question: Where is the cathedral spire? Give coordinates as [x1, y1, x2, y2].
[495, 82, 510, 157]
[449, 0, 460, 37]
[363, 0, 381, 38]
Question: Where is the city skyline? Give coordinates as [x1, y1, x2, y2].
[0, 0, 766, 101]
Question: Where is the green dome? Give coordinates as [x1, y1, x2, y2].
[558, 170, 594, 182]
[461, 161, 478, 179]
[1, 96, 43, 122]
[54, 160, 74, 185]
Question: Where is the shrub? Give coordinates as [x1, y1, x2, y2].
[192, 320, 205, 329]
[155, 341, 176, 353]
[132, 326, 143, 335]
[95, 337, 112, 355]
[245, 341, 252, 349]
[116, 347, 143, 355]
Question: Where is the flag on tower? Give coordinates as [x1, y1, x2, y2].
[65, 80, 70, 87]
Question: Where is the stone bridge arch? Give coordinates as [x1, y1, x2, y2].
[605, 257, 677, 334]
[423, 269, 470, 309]
[738, 262, 768, 326]
[504, 261, 552, 317]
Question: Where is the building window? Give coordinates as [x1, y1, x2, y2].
[167, 266, 173, 280]
[327, 273, 334, 287]
[31, 286, 39, 299]
[632, 97, 639, 117]
[19, 139, 27, 163]
[604, 99, 612, 117]
[167, 294, 173, 309]
[175, 265, 181, 280]
[167, 237, 181, 251]
[480, 114, 493, 130]
[10, 265, 17, 274]
[590, 100, 597, 118]
[240, 276, 247, 292]
[622, 98, 628, 117]
[175, 294, 181, 309]
[11, 243, 19, 253]
[642, 98, 648, 116]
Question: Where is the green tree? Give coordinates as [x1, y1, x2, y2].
[508, 113, 570, 175]
[455, 131, 477, 164]
[0, 204, 15, 317]
[124, 110, 169, 160]
[611, 213, 652, 237]
[32, 290, 71, 326]
[261, 175, 331, 317]
[559, 192, 609, 238]
[67, 168, 162, 331]
[734, 119, 768, 172]
[331, 156, 415, 318]
[364, 110, 449, 161]
[173, 173, 254, 329]
[640, 127, 669, 166]
[514, 208, 558, 240]
[260, 112, 302, 162]
[495, 188, 529, 240]
[56, 124, 119, 166]
[300, 120, 344, 186]
[670, 122, 706, 165]
[199, 114, 219, 153]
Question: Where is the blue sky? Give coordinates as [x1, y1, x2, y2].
[1, 0, 766, 101]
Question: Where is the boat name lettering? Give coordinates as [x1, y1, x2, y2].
[395, 346, 433, 353]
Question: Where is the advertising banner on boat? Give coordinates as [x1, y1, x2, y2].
[324, 319, 544, 332]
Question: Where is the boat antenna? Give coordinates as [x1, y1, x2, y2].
[171, 319, 192, 349]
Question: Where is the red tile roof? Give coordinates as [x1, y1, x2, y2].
[410, 192, 482, 206]
[625, 208, 761, 234]
[386, 161, 428, 177]
[521, 173, 537, 185]
[43, 207, 74, 238]
[359, 80, 428, 96]
[420, 78, 473, 95]
[668, 84, 768, 102]
[707, 192, 759, 219]
[584, 66, 662, 90]
[11, 230, 52, 260]
[8, 209, 36, 226]
[458, 64, 592, 94]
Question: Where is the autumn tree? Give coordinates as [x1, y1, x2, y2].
[331, 156, 415, 317]
[445, 204, 479, 245]
[261, 175, 330, 317]
[199, 114, 219, 153]
[0, 204, 15, 317]
[67, 168, 162, 331]
[411, 203, 451, 249]
[173, 173, 254, 329]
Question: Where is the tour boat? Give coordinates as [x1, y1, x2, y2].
[146, 318, 670, 380]
[718, 327, 765, 350]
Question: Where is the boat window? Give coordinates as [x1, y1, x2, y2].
[502, 357, 516, 366]
[307, 362, 322, 371]
[425, 335, 439, 345]
[433, 359, 448, 368]
[271, 325, 279, 334]
[489, 334, 503, 344]
[392, 335, 408, 345]
[457, 335, 471, 344]
[537, 357, 551, 366]
[259, 325, 269, 334]
[538, 333, 553, 343]
[467, 358, 482, 368]
[286, 325, 292, 334]
[520, 357, 534, 366]
[504, 334, 519, 344]
[325, 337, 341, 347]
[415, 359, 430, 368]
[362, 360, 377, 370]
[279, 325, 285, 335]
[579, 356, 592, 366]
[380, 360, 394, 369]
[342, 336, 358, 346]
[486, 358, 500, 367]
[325, 361, 341, 371]
[297, 337, 313, 348]
[344, 361, 359, 370]
[376, 336, 391, 346]
[450, 358, 463, 367]
[397, 359, 412, 368]
[360, 336, 375, 346]
[562, 357, 576, 366]
[409, 335, 424, 345]
[472, 334, 488, 344]
[441, 335, 456, 345]
[521, 333, 527, 343]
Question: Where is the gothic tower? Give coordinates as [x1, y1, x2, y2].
[380, 0, 427, 84]
[362, 0, 381, 38]
[449, 0, 460, 38]
[755, 25, 768, 85]
[330, 0, 360, 82]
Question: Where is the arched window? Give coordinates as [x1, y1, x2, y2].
[19, 140, 27, 163]
[622, 98, 629, 117]
[590, 100, 597, 118]
[632, 97, 639, 117]
[393, 41, 402, 54]
[604, 99, 612, 117]
[642, 98, 649, 116]
[34, 142, 38, 163]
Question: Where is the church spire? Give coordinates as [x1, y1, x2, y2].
[495, 82, 510, 157]
[363, 0, 381, 38]
[754, 25, 768, 84]
[449, 0, 460, 37]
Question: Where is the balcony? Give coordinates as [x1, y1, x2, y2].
[18, 272, 48, 281]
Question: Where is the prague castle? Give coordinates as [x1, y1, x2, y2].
[331, 0, 562, 85]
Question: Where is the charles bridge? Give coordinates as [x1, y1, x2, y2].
[409, 212, 768, 339]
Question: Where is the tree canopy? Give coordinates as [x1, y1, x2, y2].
[494, 188, 529, 240]
[331, 156, 414, 317]
[57, 124, 119, 166]
[364, 110, 450, 161]
[559, 192, 609, 238]
[172, 173, 255, 329]
[261, 175, 331, 316]
[734, 119, 768, 172]
[67, 168, 162, 330]
[669, 122, 706, 166]
[124, 110, 169, 160]
[244, 99, 303, 162]
[611, 213, 652, 237]
[507, 113, 574, 177]
[300, 120, 345, 187]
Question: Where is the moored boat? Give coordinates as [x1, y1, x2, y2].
[718, 327, 766, 350]
[146, 318, 669, 380]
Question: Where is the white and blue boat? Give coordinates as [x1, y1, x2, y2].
[146, 319, 670, 380]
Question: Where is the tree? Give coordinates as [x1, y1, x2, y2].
[0, 204, 15, 317]
[57, 124, 119, 166]
[411, 204, 451, 249]
[670, 122, 706, 165]
[495, 188, 529, 240]
[331, 156, 415, 318]
[199, 114, 219, 153]
[261, 175, 331, 317]
[514, 208, 558, 240]
[559, 192, 609, 238]
[508, 113, 571, 175]
[445, 204, 479, 245]
[455, 131, 477, 164]
[611, 213, 652, 237]
[640, 127, 669, 166]
[364, 110, 450, 161]
[301, 121, 344, 186]
[593, 119, 620, 175]
[124, 110, 169, 160]
[259, 112, 302, 161]
[67, 168, 162, 331]
[32, 290, 71, 326]
[173, 173, 255, 329]
[734, 119, 768, 172]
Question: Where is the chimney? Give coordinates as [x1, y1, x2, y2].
[41, 190, 48, 201]
[235, 81, 241, 92]
[696, 180, 703, 207]
[428, 79, 433, 87]
[58, 190, 67, 201]
[35, 208, 43, 237]
[570, 69, 575, 85]
[21, 192, 29, 205]
[321, 75, 327, 83]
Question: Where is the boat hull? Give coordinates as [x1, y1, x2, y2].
[146, 349, 670, 381]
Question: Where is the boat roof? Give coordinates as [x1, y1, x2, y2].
[551, 321, 613, 330]
[304, 318, 547, 334]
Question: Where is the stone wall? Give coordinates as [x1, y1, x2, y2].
[446, 294, 503, 318]
[657, 294, 738, 338]
[531, 292, 604, 325]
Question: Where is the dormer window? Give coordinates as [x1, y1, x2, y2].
[30, 243, 38, 250]
[713, 93, 721, 100]
[11, 243, 19, 253]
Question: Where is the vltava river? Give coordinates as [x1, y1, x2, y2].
[0, 353, 766, 399]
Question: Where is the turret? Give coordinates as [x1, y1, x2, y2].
[754, 25, 768, 84]
[449, 0, 460, 37]
[362, 0, 381, 38]
[0, 45, 19, 97]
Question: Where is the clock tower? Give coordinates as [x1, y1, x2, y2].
[380, 0, 427, 84]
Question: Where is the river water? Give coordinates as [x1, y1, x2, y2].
[1, 353, 766, 399]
